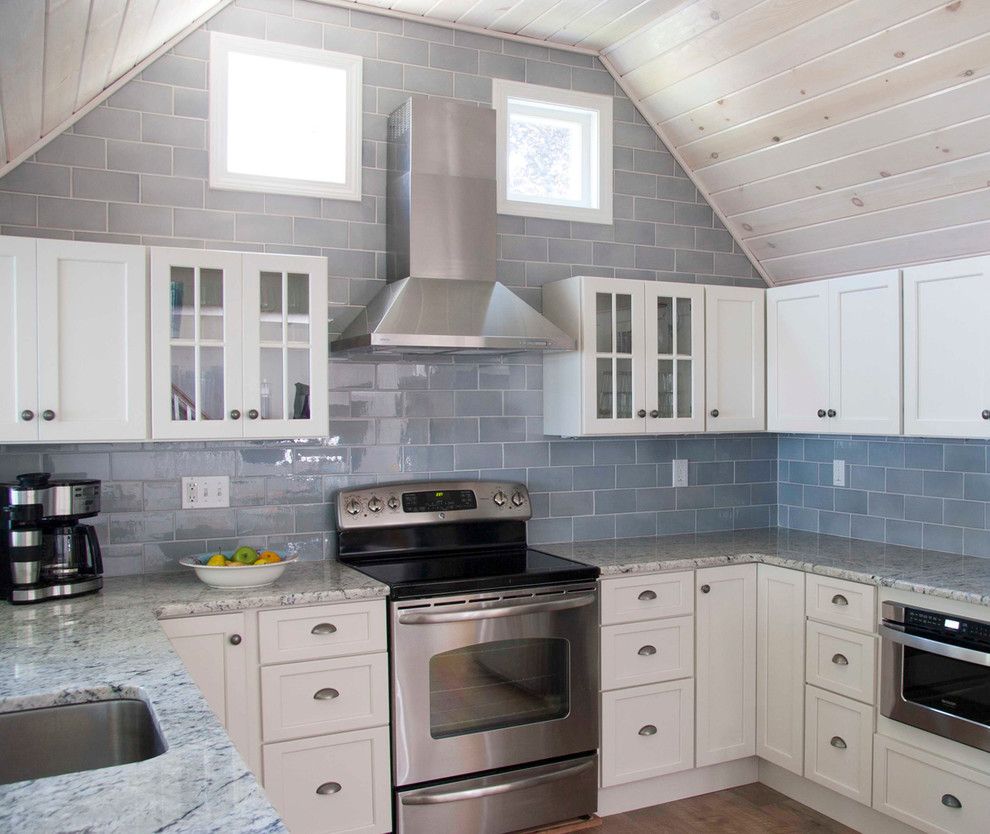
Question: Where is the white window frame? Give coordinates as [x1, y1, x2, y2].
[492, 79, 612, 225]
[209, 33, 362, 201]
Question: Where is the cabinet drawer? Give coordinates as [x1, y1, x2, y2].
[261, 653, 388, 742]
[601, 616, 693, 690]
[258, 600, 386, 664]
[804, 685, 873, 805]
[805, 621, 876, 704]
[806, 575, 875, 633]
[263, 725, 391, 834]
[601, 572, 693, 625]
[601, 680, 694, 786]
[874, 735, 990, 834]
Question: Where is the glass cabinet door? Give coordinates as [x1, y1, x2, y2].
[644, 282, 705, 432]
[241, 254, 328, 439]
[150, 249, 244, 439]
[581, 277, 645, 433]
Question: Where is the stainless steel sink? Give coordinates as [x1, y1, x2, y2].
[0, 698, 167, 784]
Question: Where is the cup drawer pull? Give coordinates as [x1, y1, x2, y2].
[639, 724, 657, 737]
[941, 793, 962, 809]
[831, 594, 849, 606]
[638, 645, 657, 656]
[316, 782, 342, 795]
[829, 736, 847, 750]
[311, 622, 337, 635]
[314, 688, 340, 701]
[831, 653, 849, 666]
[637, 590, 657, 601]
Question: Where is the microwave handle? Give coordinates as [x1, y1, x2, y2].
[880, 624, 990, 667]
[399, 756, 596, 805]
[397, 593, 596, 625]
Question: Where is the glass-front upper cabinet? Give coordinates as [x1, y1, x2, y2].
[151, 248, 328, 440]
[644, 282, 705, 432]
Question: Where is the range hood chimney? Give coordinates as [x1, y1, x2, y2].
[330, 98, 576, 355]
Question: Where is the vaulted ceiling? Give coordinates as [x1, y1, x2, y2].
[2, 0, 989, 285]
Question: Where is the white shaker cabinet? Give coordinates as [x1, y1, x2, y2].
[150, 248, 328, 440]
[543, 276, 704, 435]
[756, 564, 805, 776]
[695, 563, 757, 767]
[903, 256, 990, 438]
[704, 286, 765, 432]
[768, 271, 901, 435]
[0, 236, 147, 442]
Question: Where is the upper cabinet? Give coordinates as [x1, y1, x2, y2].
[903, 256, 990, 439]
[0, 236, 147, 443]
[768, 271, 901, 435]
[151, 248, 328, 440]
[704, 286, 765, 433]
[543, 276, 704, 436]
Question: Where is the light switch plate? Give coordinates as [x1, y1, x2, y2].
[182, 476, 230, 509]
[832, 460, 846, 487]
[673, 459, 689, 488]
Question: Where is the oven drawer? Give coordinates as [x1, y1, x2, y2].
[601, 679, 694, 786]
[263, 725, 391, 834]
[258, 600, 386, 665]
[261, 653, 388, 742]
[601, 616, 693, 690]
[601, 571, 693, 624]
[806, 621, 876, 704]
[873, 735, 990, 834]
[804, 685, 874, 806]
[806, 575, 875, 633]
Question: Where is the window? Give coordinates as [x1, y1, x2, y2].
[209, 33, 362, 201]
[493, 79, 612, 224]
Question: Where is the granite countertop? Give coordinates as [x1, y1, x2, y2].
[543, 528, 990, 608]
[0, 561, 387, 834]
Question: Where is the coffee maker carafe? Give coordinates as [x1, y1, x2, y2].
[1, 473, 103, 604]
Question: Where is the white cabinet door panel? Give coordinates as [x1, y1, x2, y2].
[0, 236, 38, 441]
[804, 685, 873, 806]
[705, 286, 765, 432]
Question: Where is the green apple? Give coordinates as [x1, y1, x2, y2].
[232, 545, 259, 565]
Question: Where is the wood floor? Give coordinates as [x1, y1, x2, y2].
[597, 783, 859, 833]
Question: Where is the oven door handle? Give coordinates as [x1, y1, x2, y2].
[397, 592, 597, 624]
[399, 757, 596, 806]
[880, 624, 990, 667]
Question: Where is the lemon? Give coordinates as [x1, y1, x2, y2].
[206, 554, 226, 567]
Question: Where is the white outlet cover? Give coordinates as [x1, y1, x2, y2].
[673, 459, 689, 488]
[182, 476, 230, 509]
[832, 459, 846, 487]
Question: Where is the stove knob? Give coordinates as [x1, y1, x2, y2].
[368, 496, 383, 513]
[493, 490, 507, 507]
[387, 495, 399, 510]
[511, 491, 525, 507]
[345, 498, 361, 516]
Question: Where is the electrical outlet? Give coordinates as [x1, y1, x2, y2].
[673, 459, 689, 488]
[832, 459, 846, 487]
[182, 476, 230, 509]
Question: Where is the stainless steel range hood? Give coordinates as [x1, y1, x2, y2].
[331, 98, 576, 355]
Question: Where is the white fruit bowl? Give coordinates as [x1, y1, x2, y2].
[179, 552, 298, 589]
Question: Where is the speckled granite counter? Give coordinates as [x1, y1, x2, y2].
[543, 528, 990, 608]
[0, 561, 387, 834]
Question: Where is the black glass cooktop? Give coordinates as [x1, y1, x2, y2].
[340, 546, 599, 600]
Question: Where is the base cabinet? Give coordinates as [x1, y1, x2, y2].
[804, 685, 873, 806]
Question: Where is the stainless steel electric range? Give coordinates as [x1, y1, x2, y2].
[336, 480, 600, 834]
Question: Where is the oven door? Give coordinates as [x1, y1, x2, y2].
[881, 623, 990, 753]
[390, 584, 599, 786]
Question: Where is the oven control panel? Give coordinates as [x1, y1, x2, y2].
[336, 480, 530, 528]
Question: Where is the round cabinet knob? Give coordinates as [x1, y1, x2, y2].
[636, 409, 647, 418]
[345, 498, 361, 516]
[827, 408, 837, 418]
[493, 490, 507, 507]
[387, 495, 399, 510]
[700, 584, 711, 594]
[247, 409, 259, 420]
[710, 409, 719, 418]
[649, 410, 659, 418]
[316, 782, 342, 796]
[42, 409, 56, 421]
[20, 410, 34, 422]
[367, 496, 383, 513]
[511, 491, 525, 507]
[817, 409, 827, 418]
[229, 409, 241, 420]
[638, 724, 658, 737]
[829, 736, 847, 750]
[229, 634, 242, 646]
[983, 410, 990, 420]
[941, 794, 962, 809]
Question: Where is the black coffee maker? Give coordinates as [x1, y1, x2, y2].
[1, 473, 103, 604]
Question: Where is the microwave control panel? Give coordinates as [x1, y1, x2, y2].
[905, 607, 990, 646]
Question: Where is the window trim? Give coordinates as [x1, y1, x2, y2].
[492, 79, 612, 225]
[209, 33, 363, 201]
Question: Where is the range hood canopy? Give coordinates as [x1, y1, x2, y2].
[331, 97, 575, 356]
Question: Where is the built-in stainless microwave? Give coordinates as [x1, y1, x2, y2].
[880, 601, 990, 753]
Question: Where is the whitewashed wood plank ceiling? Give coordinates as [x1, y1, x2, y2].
[1, 0, 989, 284]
